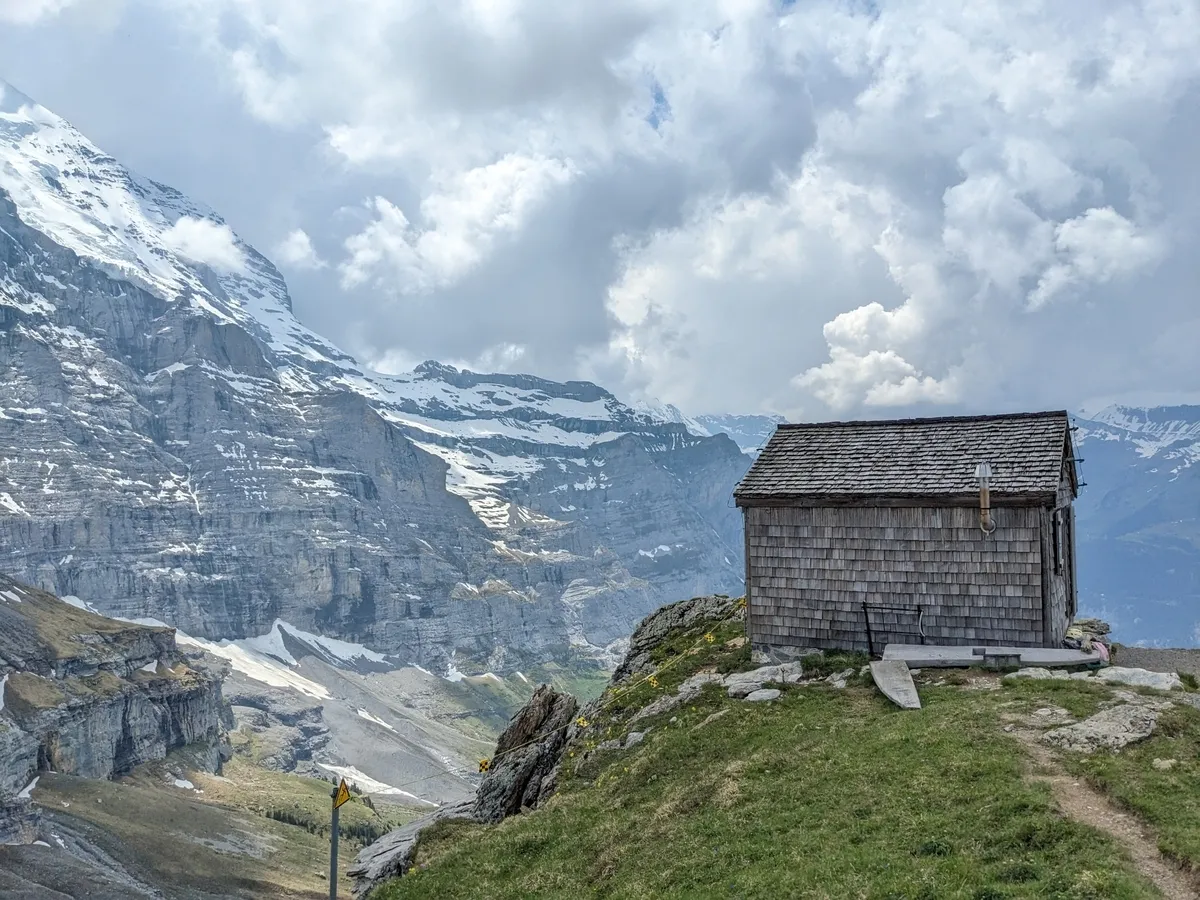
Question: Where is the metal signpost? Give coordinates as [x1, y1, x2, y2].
[330, 778, 352, 899]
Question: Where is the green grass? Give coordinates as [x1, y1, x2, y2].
[370, 624, 1169, 900]
[1062, 702, 1200, 872]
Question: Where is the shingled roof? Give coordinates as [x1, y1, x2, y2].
[734, 411, 1075, 504]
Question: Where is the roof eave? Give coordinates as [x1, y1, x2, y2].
[734, 490, 1058, 508]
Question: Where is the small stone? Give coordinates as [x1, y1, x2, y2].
[1152, 758, 1178, 771]
[825, 668, 854, 689]
[623, 731, 646, 749]
[750, 650, 771, 665]
[1006, 667, 1066, 681]
[743, 689, 781, 702]
[726, 682, 762, 699]
[1003, 724, 1015, 732]
[692, 708, 730, 731]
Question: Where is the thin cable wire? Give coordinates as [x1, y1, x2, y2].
[372, 599, 748, 795]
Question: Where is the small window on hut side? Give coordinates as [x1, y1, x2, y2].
[1052, 510, 1064, 574]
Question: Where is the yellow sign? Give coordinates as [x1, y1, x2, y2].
[333, 778, 352, 810]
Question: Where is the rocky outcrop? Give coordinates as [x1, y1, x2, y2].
[347, 799, 476, 896]
[611, 594, 744, 683]
[222, 675, 329, 774]
[347, 682, 579, 896]
[1041, 698, 1172, 754]
[0, 576, 227, 804]
[473, 684, 578, 824]
[350, 593, 746, 895]
[0, 796, 39, 846]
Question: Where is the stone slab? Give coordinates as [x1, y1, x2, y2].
[870, 659, 921, 710]
[883, 644, 1102, 669]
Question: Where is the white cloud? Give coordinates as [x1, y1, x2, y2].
[340, 154, 577, 292]
[12, 0, 1197, 417]
[273, 228, 326, 270]
[590, 0, 1200, 415]
[161, 217, 245, 271]
[1029, 207, 1166, 308]
[0, 0, 76, 24]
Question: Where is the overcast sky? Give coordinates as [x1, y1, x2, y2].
[2, 0, 1198, 419]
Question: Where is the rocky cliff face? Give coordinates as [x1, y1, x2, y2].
[0, 575, 227, 802]
[0, 80, 749, 674]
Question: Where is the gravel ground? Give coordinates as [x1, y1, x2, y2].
[1112, 646, 1200, 679]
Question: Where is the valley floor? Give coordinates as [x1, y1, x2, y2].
[371, 623, 1200, 900]
[0, 756, 426, 899]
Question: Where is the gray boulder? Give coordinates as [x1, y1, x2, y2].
[1041, 703, 1165, 753]
[472, 684, 578, 824]
[347, 799, 476, 897]
[1005, 667, 1070, 681]
[743, 689, 781, 702]
[724, 662, 804, 698]
[1093, 667, 1184, 692]
[629, 673, 723, 723]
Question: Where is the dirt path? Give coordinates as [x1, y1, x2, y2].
[1012, 728, 1199, 900]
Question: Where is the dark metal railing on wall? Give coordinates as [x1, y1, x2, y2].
[862, 602, 926, 657]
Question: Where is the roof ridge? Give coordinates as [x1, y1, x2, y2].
[776, 410, 1069, 430]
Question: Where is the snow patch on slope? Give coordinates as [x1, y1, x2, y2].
[172, 631, 331, 700]
[1075, 406, 1200, 474]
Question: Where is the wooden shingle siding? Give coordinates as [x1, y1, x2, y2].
[746, 505, 1045, 652]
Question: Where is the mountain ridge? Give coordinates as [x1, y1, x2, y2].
[1073, 404, 1200, 647]
[0, 78, 748, 675]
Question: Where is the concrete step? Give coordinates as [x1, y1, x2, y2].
[883, 644, 1102, 668]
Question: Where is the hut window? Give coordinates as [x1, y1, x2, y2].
[1052, 510, 1064, 574]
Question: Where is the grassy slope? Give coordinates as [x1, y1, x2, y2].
[33, 772, 351, 899]
[30, 749, 430, 898]
[185, 756, 422, 848]
[372, 620, 1198, 900]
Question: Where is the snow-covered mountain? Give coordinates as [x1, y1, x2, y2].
[1073, 405, 1200, 646]
[0, 79, 749, 675]
[694, 414, 787, 457]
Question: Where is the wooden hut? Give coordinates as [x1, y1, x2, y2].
[733, 411, 1080, 656]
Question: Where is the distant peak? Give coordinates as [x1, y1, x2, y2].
[0, 78, 51, 119]
[413, 360, 460, 378]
